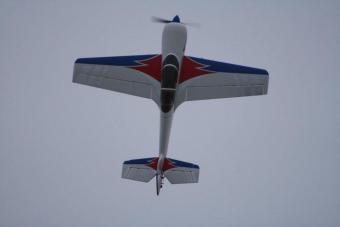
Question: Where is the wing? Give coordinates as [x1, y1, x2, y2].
[175, 56, 269, 108]
[73, 54, 162, 106]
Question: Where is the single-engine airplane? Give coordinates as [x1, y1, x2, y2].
[73, 15, 269, 195]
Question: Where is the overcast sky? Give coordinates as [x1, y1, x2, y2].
[1, 1, 340, 226]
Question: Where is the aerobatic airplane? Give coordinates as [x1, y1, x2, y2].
[73, 15, 269, 195]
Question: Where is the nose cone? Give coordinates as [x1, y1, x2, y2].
[172, 15, 180, 23]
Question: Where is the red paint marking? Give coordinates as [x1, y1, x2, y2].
[147, 158, 158, 170]
[162, 159, 175, 171]
[129, 55, 162, 81]
[130, 55, 213, 83]
[179, 56, 213, 83]
[147, 158, 175, 171]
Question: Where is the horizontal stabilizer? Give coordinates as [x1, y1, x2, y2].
[122, 158, 157, 182]
[164, 158, 199, 184]
[121, 157, 199, 184]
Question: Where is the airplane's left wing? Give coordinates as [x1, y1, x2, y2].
[73, 54, 162, 106]
[175, 56, 269, 108]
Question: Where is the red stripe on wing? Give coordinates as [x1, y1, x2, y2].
[179, 56, 214, 83]
[129, 55, 162, 81]
[147, 158, 175, 171]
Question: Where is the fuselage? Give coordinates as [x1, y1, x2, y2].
[157, 22, 187, 176]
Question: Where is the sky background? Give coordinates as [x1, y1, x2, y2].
[1, 0, 340, 226]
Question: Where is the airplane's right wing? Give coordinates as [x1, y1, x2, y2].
[73, 54, 162, 106]
[175, 56, 269, 108]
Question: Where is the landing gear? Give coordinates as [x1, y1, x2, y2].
[156, 173, 164, 195]
[160, 175, 164, 188]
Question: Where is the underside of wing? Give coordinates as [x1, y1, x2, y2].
[73, 54, 162, 106]
[175, 56, 269, 108]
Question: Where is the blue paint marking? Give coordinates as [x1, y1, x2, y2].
[123, 158, 155, 165]
[123, 157, 199, 169]
[169, 158, 199, 169]
[190, 56, 269, 75]
[75, 54, 156, 66]
[172, 15, 180, 23]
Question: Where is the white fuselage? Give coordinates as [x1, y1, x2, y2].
[157, 23, 187, 174]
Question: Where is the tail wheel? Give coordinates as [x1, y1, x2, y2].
[156, 173, 164, 195]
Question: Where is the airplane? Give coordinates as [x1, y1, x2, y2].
[73, 15, 269, 195]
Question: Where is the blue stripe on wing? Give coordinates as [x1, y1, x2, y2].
[75, 54, 157, 66]
[123, 158, 199, 169]
[168, 158, 199, 169]
[123, 158, 155, 165]
[190, 56, 269, 75]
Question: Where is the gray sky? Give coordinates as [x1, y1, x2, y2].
[1, 0, 340, 226]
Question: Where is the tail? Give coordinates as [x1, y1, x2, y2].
[122, 157, 199, 195]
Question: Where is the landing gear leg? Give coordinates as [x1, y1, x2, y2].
[156, 173, 164, 195]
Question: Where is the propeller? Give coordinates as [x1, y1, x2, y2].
[151, 15, 200, 27]
[151, 16, 172, 24]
